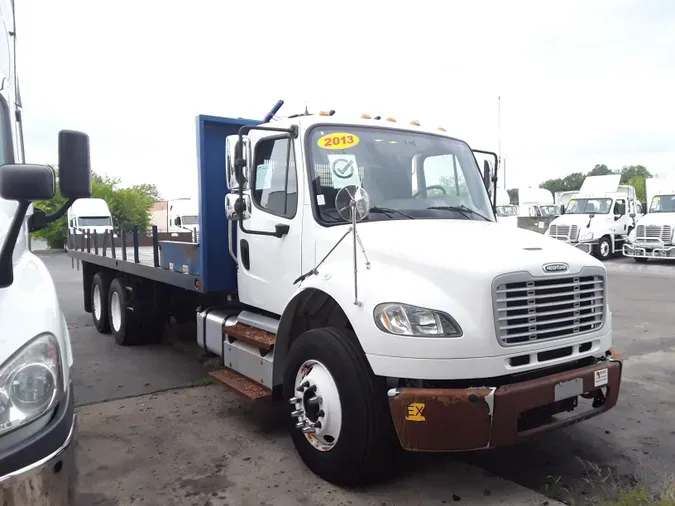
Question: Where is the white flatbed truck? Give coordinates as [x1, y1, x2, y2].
[68, 102, 623, 486]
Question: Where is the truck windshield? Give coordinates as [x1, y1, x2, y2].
[539, 205, 560, 217]
[78, 216, 112, 227]
[181, 215, 199, 225]
[307, 126, 494, 223]
[496, 205, 517, 217]
[565, 198, 612, 214]
[649, 195, 675, 213]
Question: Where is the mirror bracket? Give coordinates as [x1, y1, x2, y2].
[29, 197, 77, 232]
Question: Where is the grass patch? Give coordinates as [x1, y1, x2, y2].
[190, 377, 213, 387]
[544, 459, 674, 505]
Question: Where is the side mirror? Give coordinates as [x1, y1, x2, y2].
[227, 135, 251, 190]
[225, 193, 251, 221]
[0, 164, 55, 201]
[629, 212, 636, 219]
[482, 160, 491, 191]
[58, 130, 92, 198]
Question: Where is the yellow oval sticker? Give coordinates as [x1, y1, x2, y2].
[317, 132, 360, 150]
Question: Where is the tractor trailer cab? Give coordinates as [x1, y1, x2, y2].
[545, 174, 642, 260]
[623, 176, 675, 261]
[69, 104, 622, 487]
[494, 188, 518, 226]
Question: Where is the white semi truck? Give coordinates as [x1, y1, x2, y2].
[545, 174, 643, 260]
[68, 103, 622, 486]
[623, 176, 675, 262]
[519, 187, 560, 218]
[0, 2, 93, 502]
[66, 197, 114, 246]
[495, 188, 518, 226]
[149, 197, 199, 239]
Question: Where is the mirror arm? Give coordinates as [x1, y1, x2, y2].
[29, 197, 76, 232]
[0, 200, 30, 288]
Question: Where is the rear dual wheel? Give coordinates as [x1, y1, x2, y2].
[108, 278, 165, 346]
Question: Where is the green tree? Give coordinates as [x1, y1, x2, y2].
[627, 175, 647, 202]
[587, 164, 616, 177]
[620, 165, 651, 184]
[31, 171, 156, 248]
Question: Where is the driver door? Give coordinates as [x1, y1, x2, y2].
[236, 133, 303, 316]
[612, 199, 628, 234]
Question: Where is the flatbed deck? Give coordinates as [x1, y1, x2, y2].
[67, 228, 202, 292]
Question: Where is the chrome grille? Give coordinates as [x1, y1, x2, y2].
[493, 268, 605, 346]
[636, 224, 672, 244]
[549, 224, 579, 241]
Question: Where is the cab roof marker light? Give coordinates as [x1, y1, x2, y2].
[319, 110, 333, 116]
[410, 120, 420, 126]
[361, 114, 372, 119]
[438, 127, 447, 132]
[386, 117, 396, 122]
[374, 116, 381, 120]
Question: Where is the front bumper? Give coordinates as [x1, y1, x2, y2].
[623, 243, 675, 259]
[387, 357, 621, 452]
[0, 382, 77, 506]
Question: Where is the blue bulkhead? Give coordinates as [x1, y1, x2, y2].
[195, 114, 261, 292]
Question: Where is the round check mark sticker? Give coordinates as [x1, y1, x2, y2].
[331, 158, 355, 179]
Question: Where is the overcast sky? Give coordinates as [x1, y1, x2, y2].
[15, 0, 675, 200]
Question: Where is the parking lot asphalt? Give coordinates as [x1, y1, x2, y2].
[40, 251, 675, 505]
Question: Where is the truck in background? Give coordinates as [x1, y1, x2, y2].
[623, 176, 675, 262]
[149, 197, 199, 240]
[555, 190, 578, 213]
[494, 188, 518, 226]
[545, 174, 643, 260]
[518, 187, 560, 218]
[66, 197, 113, 240]
[67, 102, 622, 486]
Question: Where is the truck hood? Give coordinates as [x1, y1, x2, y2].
[637, 213, 675, 226]
[342, 219, 603, 276]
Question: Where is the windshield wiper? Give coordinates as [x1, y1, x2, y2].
[369, 206, 414, 219]
[426, 205, 490, 222]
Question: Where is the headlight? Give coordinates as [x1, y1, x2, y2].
[374, 303, 462, 337]
[0, 334, 63, 435]
[579, 231, 594, 241]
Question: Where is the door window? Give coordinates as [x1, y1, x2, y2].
[252, 137, 298, 218]
[613, 199, 626, 216]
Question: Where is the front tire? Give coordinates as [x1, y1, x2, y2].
[595, 236, 612, 260]
[283, 327, 397, 487]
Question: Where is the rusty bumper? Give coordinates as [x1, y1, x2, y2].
[388, 359, 622, 452]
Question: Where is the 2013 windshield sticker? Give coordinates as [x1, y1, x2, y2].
[317, 132, 360, 150]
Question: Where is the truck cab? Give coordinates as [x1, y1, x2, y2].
[67, 197, 114, 238]
[545, 175, 643, 260]
[494, 188, 518, 227]
[623, 177, 675, 262]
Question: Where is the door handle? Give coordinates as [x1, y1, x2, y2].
[275, 224, 290, 237]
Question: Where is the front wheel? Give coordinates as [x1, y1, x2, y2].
[283, 327, 397, 486]
[595, 236, 612, 260]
